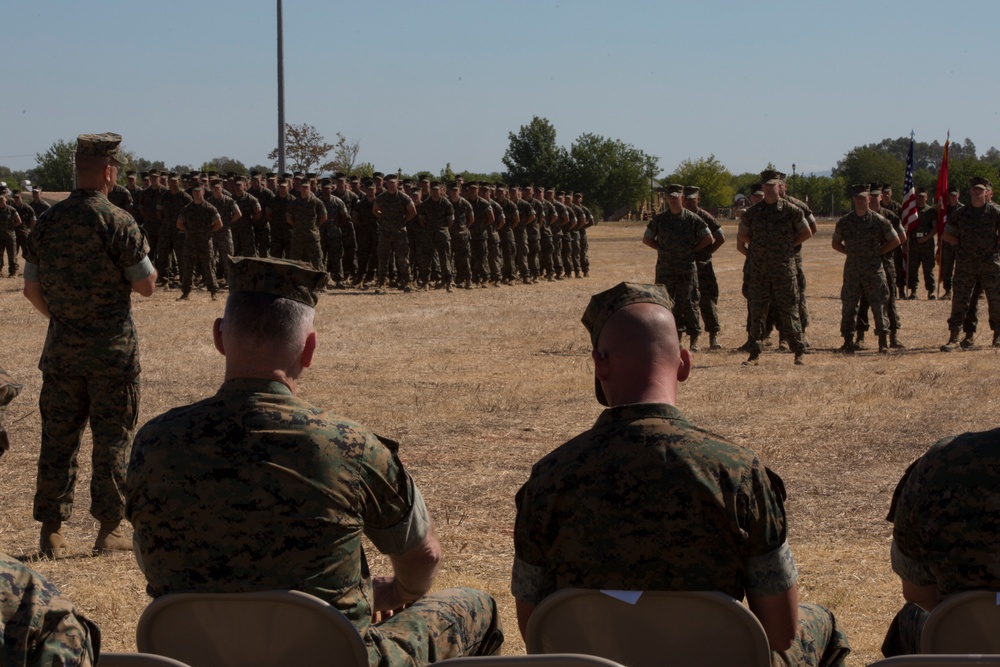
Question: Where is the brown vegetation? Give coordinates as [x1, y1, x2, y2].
[0, 221, 996, 666]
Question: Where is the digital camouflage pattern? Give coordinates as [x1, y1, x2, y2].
[0, 369, 22, 458]
[512, 402, 849, 667]
[208, 193, 239, 269]
[882, 427, 1000, 656]
[644, 209, 710, 336]
[693, 207, 723, 334]
[945, 202, 1000, 332]
[417, 197, 454, 284]
[375, 191, 414, 232]
[0, 553, 99, 667]
[25, 190, 150, 377]
[156, 189, 193, 276]
[179, 200, 221, 295]
[106, 184, 132, 213]
[286, 194, 326, 270]
[833, 210, 897, 336]
[907, 205, 937, 292]
[739, 199, 809, 353]
[227, 256, 328, 307]
[231, 192, 261, 257]
[126, 378, 501, 666]
[265, 192, 296, 259]
[1, 205, 20, 276]
[320, 194, 349, 281]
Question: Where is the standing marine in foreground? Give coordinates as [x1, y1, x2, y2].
[23, 132, 156, 557]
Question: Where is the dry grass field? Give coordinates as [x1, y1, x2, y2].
[1, 220, 997, 666]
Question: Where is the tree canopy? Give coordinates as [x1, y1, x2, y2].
[665, 155, 734, 209]
[33, 139, 76, 191]
[502, 116, 569, 186]
[268, 123, 361, 174]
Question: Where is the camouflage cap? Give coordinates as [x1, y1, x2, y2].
[683, 185, 700, 199]
[970, 176, 991, 190]
[759, 169, 781, 185]
[882, 183, 893, 192]
[948, 184, 960, 195]
[915, 186, 928, 195]
[664, 184, 684, 197]
[868, 183, 881, 195]
[750, 183, 764, 196]
[852, 184, 870, 197]
[582, 282, 674, 348]
[76, 133, 126, 163]
[582, 282, 674, 406]
[227, 257, 329, 308]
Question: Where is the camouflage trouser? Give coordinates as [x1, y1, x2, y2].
[451, 231, 471, 284]
[418, 229, 452, 284]
[892, 246, 906, 291]
[355, 224, 377, 282]
[342, 221, 358, 278]
[514, 227, 529, 280]
[254, 220, 271, 257]
[697, 260, 720, 334]
[0, 554, 100, 667]
[857, 257, 900, 334]
[526, 231, 540, 278]
[795, 251, 809, 330]
[500, 228, 515, 281]
[232, 221, 257, 257]
[948, 261, 1000, 332]
[656, 271, 701, 337]
[366, 588, 503, 667]
[213, 228, 234, 278]
[0, 232, 17, 276]
[324, 231, 344, 282]
[182, 237, 219, 295]
[470, 236, 489, 284]
[143, 223, 160, 267]
[377, 226, 411, 285]
[906, 238, 936, 292]
[579, 228, 590, 274]
[0, 369, 23, 457]
[561, 232, 576, 276]
[771, 603, 850, 667]
[157, 227, 182, 278]
[566, 230, 581, 276]
[552, 233, 563, 273]
[487, 231, 501, 281]
[748, 266, 804, 353]
[539, 234, 554, 277]
[270, 229, 290, 260]
[940, 242, 956, 291]
[841, 267, 890, 336]
[291, 233, 324, 271]
[880, 601, 926, 658]
[33, 372, 140, 522]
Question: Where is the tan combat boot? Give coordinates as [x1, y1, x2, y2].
[940, 329, 961, 352]
[689, 335, 700, 352]
[40, 521, 67, 558]
[94, 520, 132, 554]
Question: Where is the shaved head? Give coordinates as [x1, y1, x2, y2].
[593, 303, 689, 406]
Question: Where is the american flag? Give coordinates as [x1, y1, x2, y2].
[901, 133, 919, 235]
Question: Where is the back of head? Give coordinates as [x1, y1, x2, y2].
[598, 303, 682, 402]
[222, 291, 315, 366]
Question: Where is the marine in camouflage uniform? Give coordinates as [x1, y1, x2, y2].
[126, 257, 503, 667]
[286, 182, 327, 271]
[574, 192, 593, 277]
[353, 181, 379, 286]
[548, 191, 568, 279]
[565, 193, 584, 278]
[940, 176, 1000, 350]
[335, 174, 361, 278]
[231, 178, 262, 258]
[107, 183, 133, 213]
[831, 185, 900, 353]
[265, 182, 296, 259]
[416, 182, 455, 290]
[29, 188, 52, 220]
[882, 426, 1000, 657]
[466, 184, 493, 287]
[683, 186, 725, 349]
[10, 191, 35, 261]
[0, 193, 22, 277]
[0, 552, 100, 666]
[536, 189, 557, 280]
[939, 187, 962, 298]
[155, 175, 193, 282]
[177, 186, 222, 299]
[207, 181, 242, 278]
[137, 172, 165, 263]
[779, 179, 816, 346]
[318, 181, 350, 285]
[642, 184, 712, 350]
[484, 187, 504, 285]
[513, 282, 850, 667]
[513, 186, 534, 284]
[0, 369, 23, 458]
[905, 189, 936, 298]
[24, 133, 156, 556]
[880, 185, 907, 293]
[496, 186, 519, 284]
[374, 175, 417, 291]
[856, 187, 906, 348]
[738, 170, 812, 365]
[447, 183, 474, 289]
[248, 172, 274, 257]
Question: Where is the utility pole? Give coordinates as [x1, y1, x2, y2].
[277, 0, 286, 175]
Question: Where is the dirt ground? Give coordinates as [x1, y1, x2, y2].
[0, 220, 996, 666]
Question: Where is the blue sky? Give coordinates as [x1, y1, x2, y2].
[2, 0, 997, 179]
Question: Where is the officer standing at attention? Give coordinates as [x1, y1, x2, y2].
[23, 132, 156, 557]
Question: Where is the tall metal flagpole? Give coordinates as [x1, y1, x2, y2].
[277, 0, 286, 175]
